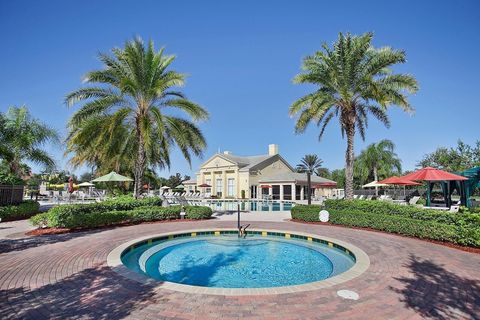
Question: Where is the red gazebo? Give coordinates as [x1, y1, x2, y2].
[400, 167, 468, 207]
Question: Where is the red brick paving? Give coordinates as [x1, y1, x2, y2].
[0, 220, 479, 319]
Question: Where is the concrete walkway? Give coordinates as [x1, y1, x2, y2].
[0, 220, 35, 239]
[0, 219, 479, 319]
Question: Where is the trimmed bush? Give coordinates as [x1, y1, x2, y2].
[185, 206, 213, 219]
[0, 201, 40, 221]
[291, 205, 322, 222]
[291, 204, 480, 247]
[129, 206, 182, 222]
[324, 199, 480, 227]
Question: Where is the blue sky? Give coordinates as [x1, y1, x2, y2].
[1, 0, 479, 178]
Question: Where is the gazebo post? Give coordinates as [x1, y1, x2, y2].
[426, 181, 431, 207]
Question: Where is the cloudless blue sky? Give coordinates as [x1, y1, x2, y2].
[1, 0, 479, 178]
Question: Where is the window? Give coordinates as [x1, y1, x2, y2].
[227, 178, 235, 197]
[206, 179, 211, 193]
[216, 178, 223, 197]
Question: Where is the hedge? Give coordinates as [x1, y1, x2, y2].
[185, 206, 213, 219]
[291, 205, 480, 248]
[0, 201, 40, 221]
[324, 199, 480, 227]
[30, 200, 213, 229]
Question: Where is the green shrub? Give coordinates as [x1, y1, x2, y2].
[128, 206, 182, 222]
[328, 209, 479, 248]
[324, 199, 480, 227]
[30, 203, 187, 229]
[0, 201, 40, 221]
[185, 206, 213, 219]
[291, 205, 322, 222]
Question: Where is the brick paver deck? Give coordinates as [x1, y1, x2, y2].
[0, 220, 479, 319]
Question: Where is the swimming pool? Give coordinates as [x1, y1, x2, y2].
[120, 230, 356, 289]
[203, 200, 294, 212]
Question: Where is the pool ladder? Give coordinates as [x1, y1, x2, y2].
[238, 224, 250, 238]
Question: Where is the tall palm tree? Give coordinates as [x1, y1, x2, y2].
[356, 139, 402, 195]
[66, 38, 209, 197]
[0, 106, 58, 177]
[289, 32, 418, 199]
[296, 154, 323, 204]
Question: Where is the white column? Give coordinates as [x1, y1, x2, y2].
[300, 186, 304, 200]
[268, 186, 273, 197]
[291, 183, 295, 201]
[280, 185, 284, 201]
[222, 171, 227, 198]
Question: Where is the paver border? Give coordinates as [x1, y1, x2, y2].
[107, 228, 370, 296]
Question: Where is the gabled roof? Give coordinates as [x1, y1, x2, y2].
[199, 152, 292, 172]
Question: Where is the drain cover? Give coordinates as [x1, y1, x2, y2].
[337, 290, 359, 300]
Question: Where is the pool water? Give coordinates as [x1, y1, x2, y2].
[206, 200, 293, 212]
[122, 236, 355, 288]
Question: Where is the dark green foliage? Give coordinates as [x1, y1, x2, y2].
[0, 200, 40, 221]
[291, 205, 322, 222]
[29, 195, 210, 229]
[324, 199, 480, 227]
[291, 203, 480, 247]
[328, 209, 478, 247]
[184, 206, 213, 219]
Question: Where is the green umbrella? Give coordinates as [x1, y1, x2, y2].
[175, 184, 185, 189]
[92, 171, 133, 182]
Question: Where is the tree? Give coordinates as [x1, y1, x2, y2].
[0, 106, 59, 177]
[289, 32, 418, 199]
[296, 154, 323, 204]
[355, 139, 402, 195]
[417, 140, 480, 171]
[66, 37, 209, 197]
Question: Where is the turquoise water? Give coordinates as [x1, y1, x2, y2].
[206, 200, 293, 212]
[122, 236, 355, 288]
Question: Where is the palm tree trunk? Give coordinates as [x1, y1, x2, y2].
[344, 124, 355, 199]
[133, 125, 146, 199]
[373, 166, 379, 196]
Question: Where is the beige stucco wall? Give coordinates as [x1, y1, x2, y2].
[196, 154, 294, 199]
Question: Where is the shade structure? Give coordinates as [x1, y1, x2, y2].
[175, 185, 185, 189]
[401, 167, 467, 207]
[160, 186, 170, 190]
[260, 185, 272, 189]
[313, 182, 337, 188]
[77, 182, 94, 187]
[92, 171, 133, 182]
[362, 180, 388, 188]
[402, 167, 468, 181]
[378, 176, 422, 186]
[198, 183, 211, 188]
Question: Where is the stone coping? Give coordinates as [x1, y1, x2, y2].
[107, 228, 370, 296]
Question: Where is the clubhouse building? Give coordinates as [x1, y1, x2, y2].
[187, 144, 336, 200]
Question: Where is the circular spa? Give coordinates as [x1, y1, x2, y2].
[119, 230, 363, 292]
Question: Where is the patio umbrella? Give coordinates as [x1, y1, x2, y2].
[259, 185, 272, 188]
[92, 171, 133, 182]
[175, 185, 185, 189]
[401, 167, 468, 206]
[77, 182, 94, 187]
[362, 180, 389, 197]
[362, 181, 388, 188]
[160, 186, 170, 190]
[378, 176, 421, 197]
[198, 183, 211, 188]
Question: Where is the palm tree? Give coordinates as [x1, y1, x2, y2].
[289, 32, 418, 199]
[356, 139, 402, 195]
[296, 154, 323, 204]
[66, 37, 209, 197]
[0, 106, 58, 177]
